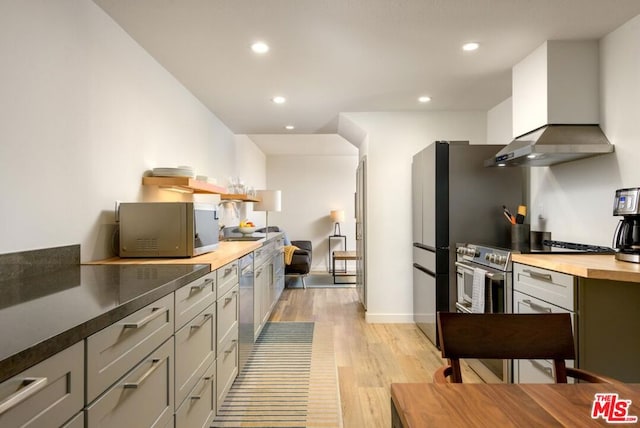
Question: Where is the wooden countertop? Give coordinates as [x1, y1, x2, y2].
[512, 253, 640, 283]
[88, 240, 262, 270]
[391, 382, 640, 427]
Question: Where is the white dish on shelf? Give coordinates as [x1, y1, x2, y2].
[152, 167, 195, 178]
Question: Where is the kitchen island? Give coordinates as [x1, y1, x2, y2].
[511, 253, 640, 383]
[512, 253, 640, 283]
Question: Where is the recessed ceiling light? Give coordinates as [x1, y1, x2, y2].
[527, 154, 537, 159]
[462, 42, 480, 51]
[498, 163, 506, 167]
[251, 41, 269, 54]
[272, 96, 286, 104]
[418, 96, 432, 103]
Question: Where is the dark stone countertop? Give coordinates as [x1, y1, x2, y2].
[0, 263, 210, 383]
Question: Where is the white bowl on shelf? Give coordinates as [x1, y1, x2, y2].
[237, 226, 257, 235]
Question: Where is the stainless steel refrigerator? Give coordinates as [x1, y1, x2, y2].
[412, 141, 524, 347]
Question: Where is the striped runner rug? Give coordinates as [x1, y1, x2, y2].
[212, 322, 342, 427]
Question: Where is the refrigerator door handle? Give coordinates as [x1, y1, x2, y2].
[413, 263, 436, 277]
[413, 243, 436, 252]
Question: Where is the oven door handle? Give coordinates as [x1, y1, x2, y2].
[455, 261, 503, 281]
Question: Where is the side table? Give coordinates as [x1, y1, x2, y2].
[332, 251, 357, 284]
[328, 235, 346, 273]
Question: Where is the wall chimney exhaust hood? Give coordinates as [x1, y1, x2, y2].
[485, 124, 613, 167]
[486, 40, 614, 167]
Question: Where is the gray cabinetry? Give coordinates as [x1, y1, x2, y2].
[174, 302, 216, 408]
[513, 262, 640, 383]
[175, 271, 216, 330]
[216, 282, 239, 412]
[513, 264, 576, 383]
[175, 359, 216, 428]
[253, 240, 284, 340]
[86, 293, 174, 403]
[86, 338, 174, 428]
[0, 341, 83, 428]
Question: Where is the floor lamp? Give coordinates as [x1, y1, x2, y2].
[254, 190, 282, 237]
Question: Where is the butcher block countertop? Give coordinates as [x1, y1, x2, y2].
[512, 253, 640, 283]
[88, 240, 262, 269]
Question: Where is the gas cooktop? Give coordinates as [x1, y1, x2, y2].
[528, 240, 615, 254]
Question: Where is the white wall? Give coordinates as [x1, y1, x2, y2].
[529, 14, 640, 245]
[265, 154, 358, 271]
[341, 111, 487, 322]
[231, 135, 267, 225]
[0, 0, 239, 261]
[487, 97, 513, 145]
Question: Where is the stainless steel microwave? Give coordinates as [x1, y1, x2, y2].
[119, 202, 219, 257]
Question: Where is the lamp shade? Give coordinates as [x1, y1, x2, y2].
[330, 210, 345, 222]
[254, 190, 282, 212]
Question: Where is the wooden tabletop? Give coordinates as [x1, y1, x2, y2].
[512, 253, 640, 283]
[391, 382, 640, 427]
[333, 250, 357, 260]
[86, 240, 261, 271]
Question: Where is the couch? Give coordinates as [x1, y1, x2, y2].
[285, 240, 312, 288]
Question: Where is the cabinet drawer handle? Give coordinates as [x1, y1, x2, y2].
[191, 278, 214, 292]
[256, 268, 263, 278]
[522, 299, 552, 313]
[224, 291, 238, 306]
[529, 359, 554, 378]
[190, 313, 213, 330]
[223, 266, 235, 277]
[123, 307, 169, 329]
[190, 376, 214, 400]
[0, 377, 48, 415]
[225, 339, 238, 355]
[123, 358, 163, 389]
[523, 269, 553, 281]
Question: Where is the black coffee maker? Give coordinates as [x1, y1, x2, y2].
[613, 187, 640, 263]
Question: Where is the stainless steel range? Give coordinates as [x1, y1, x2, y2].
[455, 240, 614, 383]
[455, 243, 514, 383]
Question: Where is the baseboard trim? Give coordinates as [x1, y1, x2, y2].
[364, 313, 415, 323]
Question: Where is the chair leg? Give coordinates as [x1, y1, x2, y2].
[301, 275, 306, 289]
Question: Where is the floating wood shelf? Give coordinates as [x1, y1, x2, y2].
[142, 176, 227, 194]
[221, 194, 261, 203]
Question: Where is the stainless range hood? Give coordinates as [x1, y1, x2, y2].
[484, 124, 614, 167]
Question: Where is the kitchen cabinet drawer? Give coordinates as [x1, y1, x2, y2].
[514, 290, 576, 316]
[175, 303, 216, 408]
[254, 243, 274, 268]
[513, 263, 575, 310]
[217, 285, 239, 353]
[216, 325, 239, 411]
[175, 271, 216, 331]
[513, 290, 575, 384]
[217, 261, 238, 298]
[86, 338, 174, 428]
[175, 360, 216, 428]
[86, 293, 174, 403]
[0, 341, 83, 428]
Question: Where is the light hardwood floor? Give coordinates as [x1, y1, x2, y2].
[268, 287, 482, 428]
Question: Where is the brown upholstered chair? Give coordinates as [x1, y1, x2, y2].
[433, 312, 619, 384]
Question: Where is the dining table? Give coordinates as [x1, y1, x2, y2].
[391, 382, 640, 427]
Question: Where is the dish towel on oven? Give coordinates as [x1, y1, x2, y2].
[472, 267, 486, 313]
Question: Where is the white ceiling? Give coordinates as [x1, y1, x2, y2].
[93, 0, 640, 138]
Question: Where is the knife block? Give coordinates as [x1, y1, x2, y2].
[511, 224, 530, 252]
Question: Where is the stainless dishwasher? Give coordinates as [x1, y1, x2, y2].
[238, 253, 254, 372]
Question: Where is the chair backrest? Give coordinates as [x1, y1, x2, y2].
[437, 312, 576, 383]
